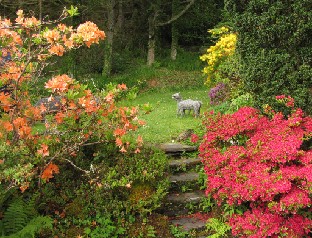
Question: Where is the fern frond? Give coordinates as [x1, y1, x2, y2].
[23, 195, 39, 220]
[2, 198, 28, 235]
[1, 195, 48, 237]
[5, 216, 53, 238]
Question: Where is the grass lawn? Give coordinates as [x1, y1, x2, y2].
[123, 87, 209, 144]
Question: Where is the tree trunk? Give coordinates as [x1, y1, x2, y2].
[170, 0, 179, 60]
[147, 12, 156, 66]
[116, 0, 124, 39]
[39, 0, 42, 22]
[148, 0, 195, 65]
[102, 0, 115, 77]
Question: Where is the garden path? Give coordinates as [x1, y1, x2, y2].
[158, 142, 209, 237]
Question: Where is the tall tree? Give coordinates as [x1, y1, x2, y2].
[146, 0, 195, 66]
[102, 0, 116, 77]
[170, 0, 179, 60]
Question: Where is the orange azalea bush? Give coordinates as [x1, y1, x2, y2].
[0, 9, 143, 192]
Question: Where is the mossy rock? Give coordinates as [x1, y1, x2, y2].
[126, 214, 173, 238]
[128, 183, 155, 204]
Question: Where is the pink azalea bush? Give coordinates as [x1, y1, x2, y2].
[199, 95, 312, 237]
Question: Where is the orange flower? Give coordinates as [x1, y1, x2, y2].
[16, 10, 24, 17]
[55, 112, 66, 124]
[43, 29, 60, 44]
[105, 92, 114, 103]
[0, 92, 12, 111]
[20, 182, 30, 193]
[25, 106, 42, 120]
[49, 44, 65, 56]
[38, 103, 47, 113]
[117, 83, 127, 90]
[45, 74, 74, 92]
[64, 39, 74, 49]
[41, 163, 59, 182]
[115, 137, 123, 147]
[76, 21, 105, 48]
[0, 18, 11, 28]
[2, 121, 13, 131]
[114, 128, 126, 137]
[13, 117, 27, 128]
[120, 146, 127, 153]
[57, 23, 67, 32]
[18, 125, 32, 139]
[37, 143, 49, 157]
[68, 101, 77, 110]
[136, 135, 143, 146]
[138, 120, 146, 126]
[22, 16, 40, 28]
[131, 107, 138, 116]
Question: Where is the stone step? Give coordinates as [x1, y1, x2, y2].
[159, 191, 206, 216]
[170, 216, 207, 232]
[169, 157, 202, 173]
[169, 172, 200, 192]
[167, 191, 205, 204]
[159, 142, 197, 155]
[169, 171, 199, 183]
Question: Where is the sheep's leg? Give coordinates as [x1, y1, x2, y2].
[194, 106, 200, 118]
[180, 108, 184, 117]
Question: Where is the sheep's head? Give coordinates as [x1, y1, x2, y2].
[172, 92, 182, 101]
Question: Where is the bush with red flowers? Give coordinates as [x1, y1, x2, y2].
[199, 95, 312, 237]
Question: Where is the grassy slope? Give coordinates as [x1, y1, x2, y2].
[130, 88, 208, 143]
[118, 66, 209, 144]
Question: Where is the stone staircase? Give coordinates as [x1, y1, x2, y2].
[158, 143, 209, 237]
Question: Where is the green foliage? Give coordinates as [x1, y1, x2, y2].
[140, 102, 154, 114]
[66, 5, 79, 17]
[205, 218, 231, 238]
[36, 145, 169, 237]
[227, 92, 253, 113]
[83, 215, 125, 238]
[159, 49, 203, 72]
[3, 217, 53, 238]
[199, 196, 215, 213]
[170, 225, 188, 238]
[0, 197, 52, 237]
[226, 0, 312, 114]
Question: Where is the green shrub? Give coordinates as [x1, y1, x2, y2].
[225, 0, 312, 114]
[36, 145, 168, 237]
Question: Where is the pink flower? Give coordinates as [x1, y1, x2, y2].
[191, 133, 199, 143]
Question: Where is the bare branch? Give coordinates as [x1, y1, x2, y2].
[156, 0, 195, 27]
[63, 158, 91, 174]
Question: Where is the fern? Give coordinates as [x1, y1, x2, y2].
[5, 216, 53, 238]
[0, 197, 52, 237]
[2, 198, 28, 235]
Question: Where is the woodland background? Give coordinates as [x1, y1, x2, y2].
[0, 0, 223, 77]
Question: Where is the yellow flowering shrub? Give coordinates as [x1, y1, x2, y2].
[200, 27, 237, 86]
